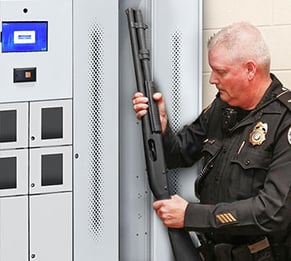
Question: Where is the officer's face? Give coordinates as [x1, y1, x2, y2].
[208, 45, 251, 109]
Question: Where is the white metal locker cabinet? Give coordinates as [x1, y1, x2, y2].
[0, 0, 73, 260]
[119, 0, 202, 260]
[73, 0, 119, 260]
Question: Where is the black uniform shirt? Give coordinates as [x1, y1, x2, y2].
[162, 74, 291, 243]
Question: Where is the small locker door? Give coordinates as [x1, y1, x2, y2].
[0, 102, 28, 150]
[0, 149, 28, 197]
[0, 196, 29, 261]
[29, 99, 72, 148]
[30, 192, 72, 261]
[29, 145, 72, 194]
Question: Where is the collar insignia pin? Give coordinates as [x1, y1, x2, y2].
[249, 122, 268, 146]
[287, 127, 291, 145]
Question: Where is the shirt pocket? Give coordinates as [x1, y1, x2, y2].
[231, 149, 271, 171]
[230, 149, 272, 198]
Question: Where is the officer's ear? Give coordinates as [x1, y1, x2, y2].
[245, 60, 256, 80]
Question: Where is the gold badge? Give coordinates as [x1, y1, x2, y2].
[249, 122, 268, 146]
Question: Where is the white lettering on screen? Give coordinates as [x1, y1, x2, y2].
[14, 31, 36, 44]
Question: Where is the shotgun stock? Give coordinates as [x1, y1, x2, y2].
[125, 8, 202, 261]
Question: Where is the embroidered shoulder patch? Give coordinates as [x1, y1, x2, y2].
[288, 127, 291, 145]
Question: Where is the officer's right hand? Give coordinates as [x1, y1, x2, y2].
[132, 92, 149, 119]
[132, 91, 168, 133]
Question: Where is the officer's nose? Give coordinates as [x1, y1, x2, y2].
[209, 71, 218, 85]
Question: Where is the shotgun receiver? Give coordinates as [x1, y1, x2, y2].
[125, 8, 202, 261]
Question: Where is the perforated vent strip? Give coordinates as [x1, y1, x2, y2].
[168, 31, 183, 194]
[170, 31, 182, 133]
[87, 23, 105, 241]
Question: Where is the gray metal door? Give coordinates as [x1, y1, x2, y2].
[119, 0, 203, 260]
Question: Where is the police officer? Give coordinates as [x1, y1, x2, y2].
[132, 22, 291, 260]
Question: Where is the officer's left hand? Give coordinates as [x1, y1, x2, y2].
[152, 194, 188, 228]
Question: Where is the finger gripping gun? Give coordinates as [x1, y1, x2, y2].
[125, 8, 202, 261]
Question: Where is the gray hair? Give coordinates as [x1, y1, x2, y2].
[208, 22, 271, 72]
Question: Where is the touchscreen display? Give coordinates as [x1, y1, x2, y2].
[1, 21, 48, 53]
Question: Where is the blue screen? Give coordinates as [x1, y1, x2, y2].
[1, 21, 48, 53]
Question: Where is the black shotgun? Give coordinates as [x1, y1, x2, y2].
[125, 8, 202, 261]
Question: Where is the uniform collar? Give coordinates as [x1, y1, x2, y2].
[255, 73, 284, 109]
[227, 74, 284, 132]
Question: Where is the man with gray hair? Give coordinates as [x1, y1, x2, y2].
[132, 22, 291, 260]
